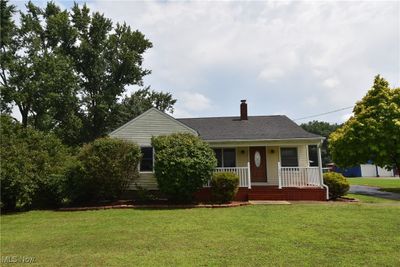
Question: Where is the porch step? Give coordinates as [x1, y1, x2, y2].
[249, 200, 291, 205]
[248, 193, 286, 201]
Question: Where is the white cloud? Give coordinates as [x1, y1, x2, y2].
[322, 78, 340, 88]
[258, 68, 285, 81]
[178, 91, 212, 113]
[13, 0, 398, 122]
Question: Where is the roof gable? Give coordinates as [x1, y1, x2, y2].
[109, 108, 198, 145]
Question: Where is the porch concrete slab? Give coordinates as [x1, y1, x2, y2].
[249, 200, 291, 205]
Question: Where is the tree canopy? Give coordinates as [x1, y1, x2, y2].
[329, 75, 400, 173]
[0, 0, 176, 145]
[301, 120, 340, 165]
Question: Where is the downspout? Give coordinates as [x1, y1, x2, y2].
[317, 141, 329, 200]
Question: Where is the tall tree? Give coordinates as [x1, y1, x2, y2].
[0, 1, 81, 145]
[329, 75, 400, 174]
[70, 3, 153, 141]
[301, 121, 340, 165]
[1, 1, 161, 145]
[0, 0, 16, 113]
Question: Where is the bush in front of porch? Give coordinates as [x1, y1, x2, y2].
[211, 172, 239, 203]
[323, 172, 350, 199]
[151, 133, 217, 203]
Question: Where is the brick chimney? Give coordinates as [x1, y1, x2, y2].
[240, 100, 248, 120]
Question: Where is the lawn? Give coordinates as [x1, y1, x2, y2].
[1, 204, 400, 266]
[347, 177, 400, 194]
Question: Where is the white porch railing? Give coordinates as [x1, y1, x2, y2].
[206, 162, 251, 188]
[278, 162, 322, 188]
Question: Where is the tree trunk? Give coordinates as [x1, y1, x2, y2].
[20, 108, 28, 127]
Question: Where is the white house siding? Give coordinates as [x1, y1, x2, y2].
[266, 146, 280, 185]
[297, 145, 309, 167]
[110, 108, 198, 189]
[236, 147, 249, 167]
[110, 108, 197, 146]
[130, 173, 158, 190]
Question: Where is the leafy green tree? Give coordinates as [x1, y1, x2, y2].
[70, 3, 153, 141]
[0, 1, 81, 145]
[0, 0, 16, 113]
[329, 75, 400, 174]
[1, 1, 164, 145]
[301, 121, 340, 165]
[0, 114, 72, 211]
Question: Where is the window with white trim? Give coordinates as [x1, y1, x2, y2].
[213, 148, 236, 167]
[280, 147, 298, 167]
[140, 147, 153, 172]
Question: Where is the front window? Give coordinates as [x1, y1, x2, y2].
[213, 148, 236, 167]
[280, 147, 298, 167]
[140, 147, 153, 172]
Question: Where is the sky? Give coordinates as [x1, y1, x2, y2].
[11, 0, 400, 123]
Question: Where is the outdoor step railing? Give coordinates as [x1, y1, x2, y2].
[278, 162, 322, 188]
[205, 162, 251, 188]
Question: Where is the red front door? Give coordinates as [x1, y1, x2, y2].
[250, 147, 267, 182]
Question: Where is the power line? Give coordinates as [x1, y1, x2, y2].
[293, 106, 354, 121]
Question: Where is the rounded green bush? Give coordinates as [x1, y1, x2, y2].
[0, 115, 72, 211]
[65, 137, 141, 204]
[152, 133, 217, 203]
[211, 172, 239, 203]
[323, 172, 350, 199]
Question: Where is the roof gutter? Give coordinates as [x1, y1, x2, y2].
[205, 137, 325, 143]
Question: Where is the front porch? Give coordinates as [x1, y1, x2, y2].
[203, 143, 329, 201]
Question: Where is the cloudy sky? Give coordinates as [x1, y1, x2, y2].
[12, 0, 400, 123]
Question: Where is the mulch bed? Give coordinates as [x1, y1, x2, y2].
[58, 200, 251, 211]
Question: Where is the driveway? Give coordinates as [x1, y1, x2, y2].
[349, 185, 400, 200]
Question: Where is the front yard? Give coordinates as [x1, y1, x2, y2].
[347, 177, 400, 194]
[1, 203, 400, 266]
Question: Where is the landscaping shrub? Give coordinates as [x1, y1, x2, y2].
[152, 133, 217, 203]
[323, 172, 350, 199]
[0, 115, 72, 211]
[211, 172, 239, 203]
[65, 137, 141, 204]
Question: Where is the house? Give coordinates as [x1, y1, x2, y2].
[110, 100, 328, 201]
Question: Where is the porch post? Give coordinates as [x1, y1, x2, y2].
[247, 161, 251, 189]
[317, 143, 324, 186]
[278, 161, 282, 189]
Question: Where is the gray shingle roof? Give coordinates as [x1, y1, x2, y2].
[177, 116, 322, 141]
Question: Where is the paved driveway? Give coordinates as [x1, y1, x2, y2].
[349, 185, 400, 200]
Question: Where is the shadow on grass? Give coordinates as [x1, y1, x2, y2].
[380, 188, 400, 194]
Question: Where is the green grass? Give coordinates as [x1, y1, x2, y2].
[347, 177, 400, 194]
[347, 177, 400, 188]
[2, 204, 400, 266]
[346, 193, 399, 203]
